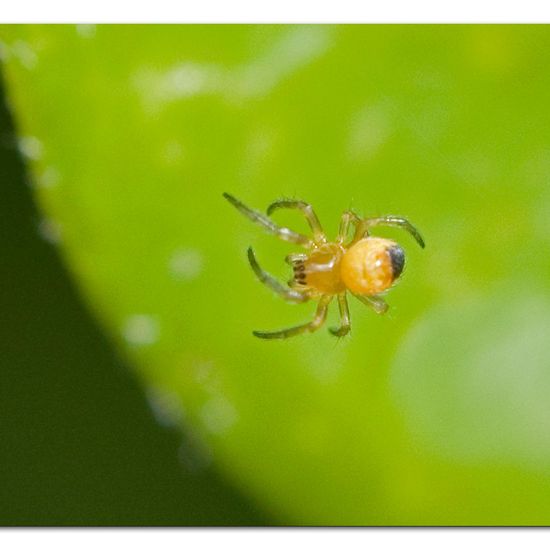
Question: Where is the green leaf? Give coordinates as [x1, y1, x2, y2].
[4, 24, 550, 524]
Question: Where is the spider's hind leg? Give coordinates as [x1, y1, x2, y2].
[354, 293, 389, 314]
[253, 296, 332, 339]
[247, 247, 309, 304]
[329, 293, 351, 337]
[353, 216, 425, 248]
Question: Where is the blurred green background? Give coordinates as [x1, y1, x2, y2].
[2, 24, 550, 525]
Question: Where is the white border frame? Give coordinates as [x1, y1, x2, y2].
[1, 0, 550, 23]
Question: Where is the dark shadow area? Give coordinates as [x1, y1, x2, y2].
[0, 68, 268, 526]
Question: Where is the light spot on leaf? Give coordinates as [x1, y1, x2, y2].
[36, 166, 61, 189]
[146, 386, 185, 428]
[122, 314, 159, 346]
[37, 218, 62, 244]
[133, 26, 333, 112]
[18, 135, 43, 161]
[391, 290, 550, 471]
[347, 101, 393, 162]
[161, 139, 185, 166]
[168, 248, 203, 281]
[199, 395, 238, 435]
[11, 40, 38, 70]
[76, 25, 96, 39]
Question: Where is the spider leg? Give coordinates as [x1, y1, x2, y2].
[352, 216, 425, 248]
[354, 293, 389, 314]
[223, 193, 313, 247]
[247, 248, 309, 304]
[266, 199, 326, 244]
[329, 293, 351, 337]
[253, 295, 332, 339]
[337, 210, 361, 244]
[285, 253, 308, 265]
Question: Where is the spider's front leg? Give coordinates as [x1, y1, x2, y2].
[223, 193, 313, 247]
[253, 295, 332, 339]
[267, 199, 327, 244]
[285, 253, 308, 265]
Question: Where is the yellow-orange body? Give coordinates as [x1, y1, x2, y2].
[292, 237, 403, 297]
[223, 192, 423, 339]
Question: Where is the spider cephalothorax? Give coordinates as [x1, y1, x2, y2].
[224, 193, 424, 339]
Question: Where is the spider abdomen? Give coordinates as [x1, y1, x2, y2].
[340, 237, 405, 295]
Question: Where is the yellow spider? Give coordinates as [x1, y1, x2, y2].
[223, 193, 425, 339]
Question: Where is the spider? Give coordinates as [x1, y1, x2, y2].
[223, 193, 425, 339]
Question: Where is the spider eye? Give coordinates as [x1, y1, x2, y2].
[388, 245, 405, 280]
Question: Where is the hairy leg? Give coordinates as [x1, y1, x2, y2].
[354, 293, 389, 314]
[223, 193, 312, 247]
[285, 253, 308, 265]
[267, 199, 326, 244]
[329, 293, 351, 337]
[352, 215, 425, 248]
[253, 295, 332, 339]
[248, 248, 309, 303]
[337, 210, 361, 244]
